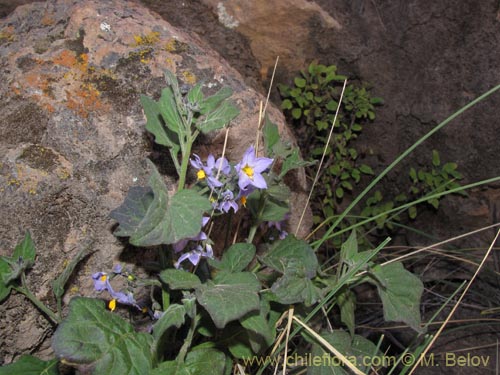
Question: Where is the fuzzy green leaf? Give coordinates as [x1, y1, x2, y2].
[359, 164, 374, 175]
[153, 304, 186, 341]
[212, 243, 256, 273]
[0, 258, 12, 302]
[150, 349, 226, 375]
[195, 272, 261, 329]
[0, 355, 59, 375]
[291, 108, 302, 119]
[262, 117, 280, 156]
[240, 313, 275, 353]
[261, 235, 318, 278]
[307, 330, 379, 374]
[52, 298, 154, 375]
[200, 87, 233, 114]
[112, 161, 211, 246]
[197, 100, 239, 133]
[279, 148, 316, 179]
[271, 273, 321, 306]
[338, 290, 356, 337]
[160, 269, 202, 290]
[294, 77, 307, 88]
[370, 262, 424, 332]
[110, 186, 154, 237]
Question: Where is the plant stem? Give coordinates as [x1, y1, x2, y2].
[178, 135, 195, 191]
[14, 273, 60, 324]
[177, 313, 199, 364]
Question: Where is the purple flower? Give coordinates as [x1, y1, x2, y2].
[92, 272, 112, 292]
[190, 154, 225, 189]
[110, 290, 138, 308]
[175, 244, 214, 269]
[112, 264, 123, 274]
[173, 216, 210, 253]
[216, 189, 239, 213]
[235, 146, 273, 192]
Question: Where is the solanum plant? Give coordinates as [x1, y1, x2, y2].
[0, 70, 424, 375]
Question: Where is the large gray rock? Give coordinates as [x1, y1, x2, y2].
[0, 0, 310, 363]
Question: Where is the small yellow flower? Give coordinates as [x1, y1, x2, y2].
[100, 275, 107, 282]
[108, 299, 117, 311]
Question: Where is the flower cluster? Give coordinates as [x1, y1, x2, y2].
[190, 145, 273, 213]
[172, 146, 274, 269]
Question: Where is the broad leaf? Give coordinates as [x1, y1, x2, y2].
[271, 273, 321, 306]
[279, 148, 315, 178]
[160, 269, 202, 290]
[0, 257, 12, 302]
[261, 235, 318, 278]
[211, 243, 256, 273]
[262, 117, 280, 156]
[307, 330, 379, 375]
[195, 272, 261, 328]
[370, 262, 424, 332]
[52, 244, 93, 300]
[52, 298, 154, 375]
[240, 313, 275, 353]
[150, 348, 226, 375]
[247, 190, 289, 223]
[187, 82, 204, 106]
[153, 303, 186, 340]
[0, 355, 59, 375]
[197, 100, 239, 134]
[337, 289, 356, 337]
[2, 231, 37, 285]
[141, 95, 180, 158]
[158, 87, 183, 134]
[340, 231, 358, 265]
[199, 87, 233, 114]
[112, 161, 211, 246]
[110, 186, 154, 237]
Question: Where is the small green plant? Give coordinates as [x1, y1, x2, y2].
[278, 62, 382, 223]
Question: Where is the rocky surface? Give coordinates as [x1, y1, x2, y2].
[0, 0, 310, 363]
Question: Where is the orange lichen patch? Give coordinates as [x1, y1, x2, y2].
[65, 83, 107, 118]
[133, 31, 160, 46]
[182, 70, 197, 85]
[53, 50, 88, 73]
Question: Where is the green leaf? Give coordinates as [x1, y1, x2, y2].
[187, 82, 204, 105]
[110, 186, 154, 237]
[152, 303, 186, 340]
[335, 187, 344, 199]
[197, 100, 239, 134]
[338, 290, 356, 337]
[271, 273, 321, 306]
[247, 190, 289, 223]
[212, 243, 256, 273]
[111, 161, 211, 246]
[195, 272, 261, 328]
[294, 77, 307, 88]
[432, 150, 440, 167]
[52, 298, 154, 375]
[370, 262, 424, 332]
[150, 348, 226, 375]
[240, 313, 275, 353]
[307, 330, 379, 375]
[408, 205, 417, 219]
[0, 355, 59, 375]
[12, 231, 36, 267]
[261, 235, 318, 278]
[359, 164, 374, 175]
[160, 269, 202, 290]
[158, 87, 183, 134]
[52, 243, 93, 300]
[291, 108, 302, 119]
[0, 257, 12, 302]
[279, 148, 316, 179]
[281, 99, 293, 110]
[200, 87, 233, 114]
[141, 95, 181, 160]
[262, 116, 280, 156]
[340, 231, 358, 264]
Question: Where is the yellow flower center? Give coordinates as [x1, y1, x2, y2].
[108, 299, 117, 311]
[197, 169, 206, 180]
[100, 275, 107, 282]
[242, 165, 254, 179]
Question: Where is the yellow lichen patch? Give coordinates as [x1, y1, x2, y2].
[0, 26, 15, 44]
[164, 38, 189, 53]
[69, 286, 79, 295]
[182, 70, 197, 85]
[58, 168, 71, 180]
[133, 31, 160, 46]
